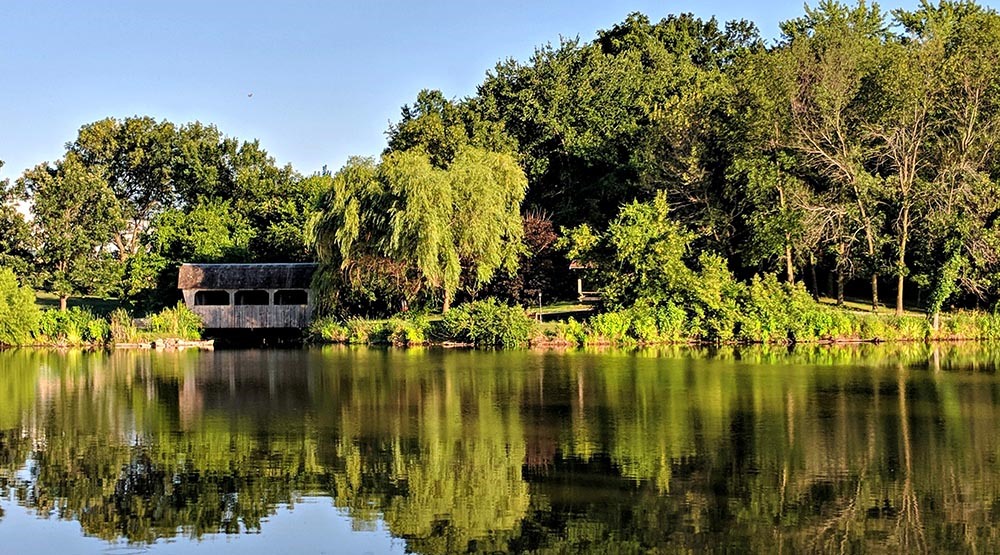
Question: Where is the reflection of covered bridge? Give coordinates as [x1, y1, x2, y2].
[178, 263, 318, 329]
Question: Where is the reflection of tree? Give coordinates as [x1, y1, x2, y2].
[6, 346, 1000, 551]
[324, 351, 531, 553]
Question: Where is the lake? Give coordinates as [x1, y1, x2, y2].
[1, 344, 999, 553]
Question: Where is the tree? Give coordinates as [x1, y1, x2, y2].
[69, 117, 178, 260]
[150, 199, 255, 263]
[385, 89, 515, 168]
[20, 154, 122, 310]
[773, 0, 891, 309]
[0, 161, 33, 278]
[478, 12, 759, 235]
[897, 1, 1000, 323]
[559, 191, 743, 341]
[313, 146, 527, 312]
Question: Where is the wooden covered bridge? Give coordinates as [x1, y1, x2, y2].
[177, 263, 318, 329]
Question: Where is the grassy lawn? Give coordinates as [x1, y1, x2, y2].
[528, 301, 596, 321]
[35, 293, 122, 316]
[816, 296, 927, 318]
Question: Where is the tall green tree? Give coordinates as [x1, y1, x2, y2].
[386, 89, 515, 168]
[899, 1, 1000, 322]
[20, 154, 122, 310]
[774, 0, 890, 309]
[313, 146, 527, 312]
[69, 117, 178, 260]
[478, 13, 759, 228]
[0, 161, 33, 278]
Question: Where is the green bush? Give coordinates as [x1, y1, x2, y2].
[147, 303, 203, 340]
[564, 318, 588, 345]
[309, 316, 349, 343]
[109, 308, 140, 343]
[587, 303, 688, 345]
[589, 309, 631, 343]
[34, 307, 107, 345]
[736, 275, 825, 343]
[438, 299, 536, 347]
[535, 320, 582, 346]
[87, 317, 111, 344]
[0, 267, 40, 346]
[385, 315, 429, 346]
[345, 318, 380, 344]
[308, 313, 429, 345]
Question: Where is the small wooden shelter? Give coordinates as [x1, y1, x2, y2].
[569, 260, 601, 304]
[177, 263, 318, 329]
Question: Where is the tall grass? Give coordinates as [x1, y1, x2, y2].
[146, 303, 203, 341]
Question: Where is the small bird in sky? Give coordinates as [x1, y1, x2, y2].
[248, 92, 253, 98]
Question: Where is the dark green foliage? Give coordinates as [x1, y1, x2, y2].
[478, 13, 760, 229]
[483, 210, 568, 304]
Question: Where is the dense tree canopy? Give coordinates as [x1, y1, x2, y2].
[6, 1, 1000, 321]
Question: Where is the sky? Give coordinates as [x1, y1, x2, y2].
[1, 0, 996, 183]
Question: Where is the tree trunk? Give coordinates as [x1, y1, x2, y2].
[896, 274, 906, 317]
[896, 206, 910, 316]
[836, 270, 845, 306]
[932, 311, 940, 332]
[59, 295, 68, 311]
[871, 275, 879, 312]
[785, 241, 795, 284]
[443, 293, 451, 313]
[809, 253, 820, 301]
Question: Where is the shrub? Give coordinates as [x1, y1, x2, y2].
[585, 303, 688, 345]
[589, 310, 631, 343]
[109, 308, 141, 343]
[736, 275, 816, 343]
[0, 267, 40, 346]
[385, 315, 429, 346]
[87, 317, 111, 344]
[147, 303, 203, 340]
[564, 317, 588, 345]
[438, 299, 536, 347]
[34, 307, 107, 345]
[345, 318, 381, 344]
[309, 316, 349, 343]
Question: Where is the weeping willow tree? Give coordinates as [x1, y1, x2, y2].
[311, 146, 527, 313]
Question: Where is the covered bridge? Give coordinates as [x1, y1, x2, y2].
[177, 263, 318, 329]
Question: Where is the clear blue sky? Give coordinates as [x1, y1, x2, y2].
[1, 0, 993, 182]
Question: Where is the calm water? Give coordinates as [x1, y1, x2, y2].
[2, 345, 1000, 553]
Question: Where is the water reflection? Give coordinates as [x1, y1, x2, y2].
[1, 344, 1000, 552]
